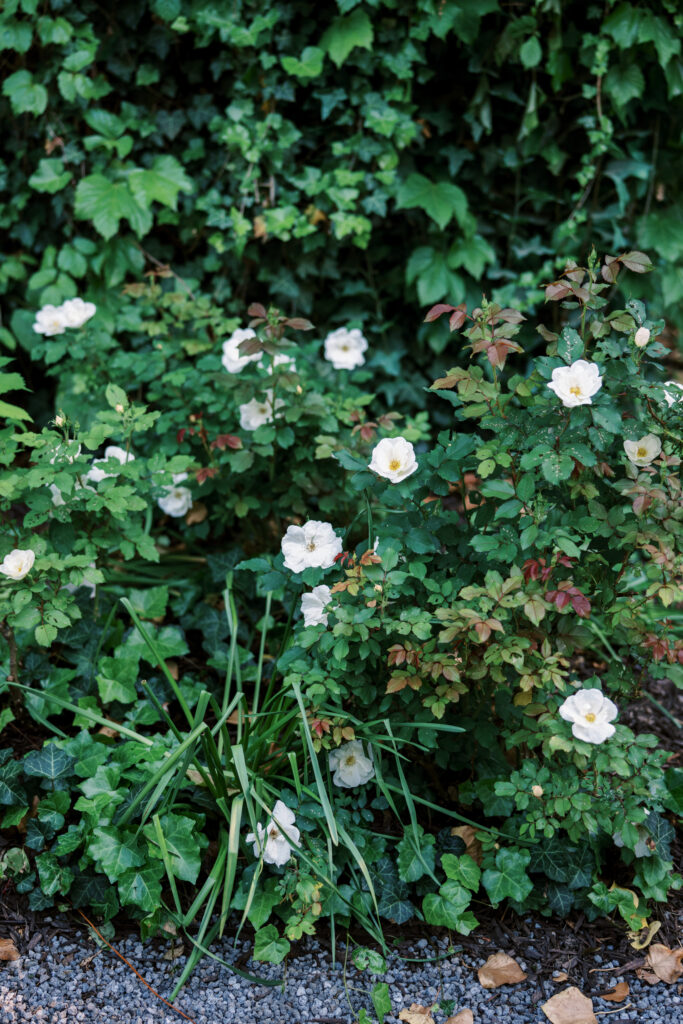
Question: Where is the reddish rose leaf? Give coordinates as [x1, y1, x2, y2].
[285, 317, 315, 331]
[247, 302, 267, 318]
[424, 303, 457, 322]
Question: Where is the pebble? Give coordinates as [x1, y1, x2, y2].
[0, 926, 677, 1024]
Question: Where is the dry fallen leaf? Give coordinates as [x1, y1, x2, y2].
[645, 943, 683, 984]
[629, 920, 661, 949]
[185, 502, 207, 526]
[541, 986, 598, 1024]
[477, 952, 527, 989]
[163, 942, 184, 961]
[398, 1004, 436, 1024]
[635, 968, 660, 985]
[445, 1011, 474, 1024]
[553, 972, 569, 983]
[0, 938, 19, 961]
[598, 981, 629, 1003]
[450, 825, 483, 864]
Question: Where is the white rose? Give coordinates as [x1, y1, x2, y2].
[634, 327, 650, 348]
[246, 799, 301, 866]
[558, 688, 618, 744]
[623, 433, 661, 467]
[221, 328, 261, 373]
[238, 390, 285, 431]
[85, 445, 135, 484]
[547, 359, 603, 407]
[60, 297, 96, 329]
[281, 520, 343, 573]
[662, 380, 683, 408]
[158, 474, 193, 518]
[33, 305, 67, 336]
[0, 549, 36, 581]
[329, 741, 375, 788]
[324, 327, 368, 370]
[260, 352, 297, 374]
[301, 584, 333, 627]
[368, 436, 418, 483]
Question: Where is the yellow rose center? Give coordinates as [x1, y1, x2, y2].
[388, 459, 401, 471]
[307, 541, 316, 551]
[636, 447, 648, 459]
[268, 826, 279, 839]
[344, 755, 356, 767]
[584, 712, 596, 723]
[569, 386, 582, 396]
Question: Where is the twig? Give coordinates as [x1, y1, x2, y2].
[135, 244, 198, 301]
[76, 910, 198, 1023]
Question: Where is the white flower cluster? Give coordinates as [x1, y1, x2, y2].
[33, 298, 96, 336]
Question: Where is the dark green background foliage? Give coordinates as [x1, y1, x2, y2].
[2, 0, 682, 375]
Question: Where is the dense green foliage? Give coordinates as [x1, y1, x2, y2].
[2, 0, 682, 398]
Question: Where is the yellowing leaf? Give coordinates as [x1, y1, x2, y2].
[628, 920, 661, 949]
[477, 952, 527, 988]
[398, 1003, 436, 1024]
[541, 987, 597, 1024]
[445, 1011, 474, 1024]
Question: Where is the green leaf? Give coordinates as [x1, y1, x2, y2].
[546, 882, 574, 917]
[96, 656, 139, 705]
[123, 623, 189, 664]
[441, 852, 481, 891]
[145, 812, 206, 883]
[128, 155, 194, 211]
[2, 69, 48, 115]
[36, 852, 73, 897]
[126, 585, 169, 620]
[375, 857, 414, 924]
[557, 327, 583, 363]
[88, 826, 146, 882]
[246, 885, 281, 929]
[371, 982, 392, 1022]
[604, 64, 645, 107]
[397, 825, 435, 883]
[482, 847, 533, 905]
[541, 452, 573, 484]
[406, 247, 465, 306]
[321, 10, 374, 68]
[23, 744, 74, 781]
[74, 174, 152, 240]
[422, 880, 473, 931]
[28, 158, 72, 194]
[253, 924, 290, 964]
[118, 864, 163, 913]
[281, 46, 325, 79]
[397, 174, 469, 230]
[519, 37, 542, 69]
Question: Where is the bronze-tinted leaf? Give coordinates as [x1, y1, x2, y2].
[541, 986, 597, 1024]
[477, 952, 527, 988]
[247, 302, 267, 318]
[424, 303, 456, 322]
[645, 943, 683, 984]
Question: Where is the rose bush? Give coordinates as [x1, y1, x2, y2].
[0, 249, 681, 980]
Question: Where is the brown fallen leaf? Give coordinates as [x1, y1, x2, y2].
[477, 952, 527, 988]
[598, 981, 629, 1003]
[185, 502, 207, 526]
[445, 1011, 474, 1024]
[541, 986, 597, 1024]
[0, 938, 19, 961]
[553, 972, 569, 983]
[163, 942, 184, 960]
[451, 825, 483, 865]
[398, 1004, 436, 1024]
[645, 943, 683, 984]
[635, 968, 660, 985]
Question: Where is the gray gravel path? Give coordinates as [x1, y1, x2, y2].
[0, 921, 678, 1023]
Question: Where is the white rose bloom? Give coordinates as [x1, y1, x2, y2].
[0, 549, 36, 581]
[547, 359, 603, 407]
[221, 328, 261, 373]
[634, 327, 650, 348]
[329, 741, 375, 788]
[623, 433, 662, 467]
[158, 473, 193, 518]
[558, 688, 618, 744]
[662, 380, 683, 408]
[239, 390, 284, 431]
[324, 327, 368, 370]
[281, 520, 343, 573]
[368, 436, 418, 483]
[246, 799, 301, 866]
[33, 305, 67, 336]
[85, 445, 135, 484]
[60, 297, 96, 329]
[301, 584, 333, 627]
[260, 352, 297, 374]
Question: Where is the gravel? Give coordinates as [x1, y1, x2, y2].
[0, 921, 679, 1023]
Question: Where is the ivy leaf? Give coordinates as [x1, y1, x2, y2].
[397, 825, 436, 883]
[397, 174, 469, 230]
[253, 924, 290, 964]
[546, 882, 574, 917]
[23, 744, 74, 781]
[245, 885, 281, 929]
[128, 154, 194, 211]
[482, 847, 533, 905]
[281, 47, 325, 79]
[74, 174, 152, 240]
[423, 880, 475, 932]
[118, 865, 163, 914]
[0, 760, 27, 805]
[321, 10, 374, 68]
[441, 853, 481, 891]
[145, 812, 207, 883]
[375, 857, 415, 924]
[122, 623, 189, 664]
[604, 64, 645, 107]
[88, 826, 146, 882]
[28, 158, 72, 194]
[2, 69, 48, 114]
[96, 656, 139, 705]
